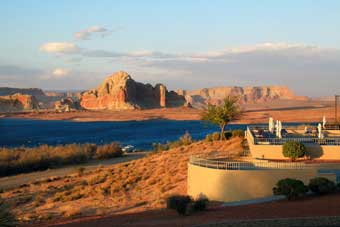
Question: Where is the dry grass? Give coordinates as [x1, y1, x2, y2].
[1, 137, 243, 224]
[0, 142, 123, 176]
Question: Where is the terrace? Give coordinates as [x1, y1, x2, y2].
[246, 117, 340, 160]
[187, 153, 340, 203]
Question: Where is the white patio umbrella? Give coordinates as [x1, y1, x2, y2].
[278, 121, 282, 139]
[322, 116, 327, 129]
[275, 120, 279, 137]
[269, 117, 274, 133]
[318, 123, 323, 139]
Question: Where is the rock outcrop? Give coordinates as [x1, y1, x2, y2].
[80, 71, 185, 110]
[177, 86, 308, 108]
[0, 87, 71, 108]
[0, 93, 39, 112]
[54, 98, 81, 112]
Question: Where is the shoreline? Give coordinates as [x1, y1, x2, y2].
[1, 104, 338, 124]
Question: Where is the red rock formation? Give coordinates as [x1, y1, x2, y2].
[0, 93, 39, 112]
[54, 98, 81, 112]
[177, 86, 308, 108]
[80, 71, 185, 110]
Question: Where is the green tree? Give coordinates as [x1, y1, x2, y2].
[282, 141, 306, 161]
[201, 96, 242, 140]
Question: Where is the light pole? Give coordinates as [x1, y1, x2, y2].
[335, 95, 340, 123]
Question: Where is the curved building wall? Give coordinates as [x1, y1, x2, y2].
[187, 163, 336, 202]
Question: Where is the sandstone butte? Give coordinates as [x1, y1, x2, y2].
[80, 71, 186, 110]
[0, 93, 39, 112]
[177, 86, 308, 108]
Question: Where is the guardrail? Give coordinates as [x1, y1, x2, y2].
[189, 155, 340, 170]
[247, 126, 340, 146]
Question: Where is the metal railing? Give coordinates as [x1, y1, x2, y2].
[189, 154, 315, 170]
[190, 155, 340, 171]
[247, 126, 340, 146]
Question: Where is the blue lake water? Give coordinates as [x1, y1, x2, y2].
[0, 118, 313, 150]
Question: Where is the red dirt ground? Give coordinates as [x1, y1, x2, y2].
[28, 193, 340, 227]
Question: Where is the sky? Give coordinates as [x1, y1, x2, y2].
[0, 0, 340, 96]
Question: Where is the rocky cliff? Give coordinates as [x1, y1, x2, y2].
[0, 93, 39, 112]
[80, 71, 185, 110]
[177, 86, 308, 108]
[0, 87, 69, 108]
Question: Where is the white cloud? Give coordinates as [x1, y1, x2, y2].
[52, 68, 70, 78]
[75, 26, 111, 40]
[40, 42, 80, 54]
[37, 42, 340, 96]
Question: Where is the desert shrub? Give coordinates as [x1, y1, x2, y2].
[166, 195, 192, 215]
[224, 131, 232, 139]
[77, 167, 86, 176]
[192, 196, 209, 211]
[308, 177, 336, 195]
[205, 134, 213, 142]
[232, 129, 245, 138]
[0, 142, 123, 176]
[179, 131, 192, 146]
[273, 178, 308, 200]
[95, 142, 123, 159]
[152, 132, 193, 152]
[152, 143, 169, 152]
[211, 132, 220, 141]
[0, 199, 16, 227]
[282, 141, 306, 161]
[87, 174, 107, 185]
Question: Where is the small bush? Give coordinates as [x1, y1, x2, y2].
[179, 131, 192, 146]
[152, 132, 193, 152]
[152, 143, 169, 152]
[273, 178, 308, 200]
[192, 196, 209, 211]
[232, 130, 245, 138]
[308, 177, 336, 195]
[166, 195, 192, 215]
[224, 131, 232, 140]
[282, 141, 306, 161]
[0, 142, 123, 177]
[205, 134, 213, 142]
[77, 167, 85, 176]
[211, 132, 220, 141]
[95, 143, 123, 159]
[0, 199, 16, 227]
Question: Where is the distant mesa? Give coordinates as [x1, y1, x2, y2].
[0, 93, 39, 112]
[177, 86, 309, 109]
[80, 71, 186, 110]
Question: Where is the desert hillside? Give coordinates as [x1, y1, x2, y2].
[1, 137, 243, 224]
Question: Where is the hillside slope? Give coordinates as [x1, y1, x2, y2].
[2, 138, 243, 223]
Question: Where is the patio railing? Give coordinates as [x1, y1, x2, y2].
[189, 154, 317, 170]
[247, 126, 340, 146]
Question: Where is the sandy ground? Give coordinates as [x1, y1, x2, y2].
[26, 193, 340, 227]
[2, 100, 338, 123]
[0, 152, 146, 190]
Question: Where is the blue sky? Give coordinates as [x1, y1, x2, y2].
[1, 0, 340, 96]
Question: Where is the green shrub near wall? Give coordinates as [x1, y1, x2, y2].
[282, 141, 306, 161]
[308, 177, 336, 195]
[273, 178, 308, 200]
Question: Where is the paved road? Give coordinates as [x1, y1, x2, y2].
[0, 152, 147, 190]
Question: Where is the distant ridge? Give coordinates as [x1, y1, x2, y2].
[177, 86, 309, 108]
